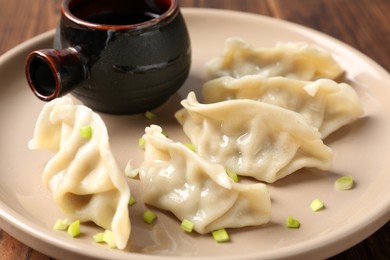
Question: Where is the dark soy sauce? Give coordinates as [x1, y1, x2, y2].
[85, 11, 160, 25]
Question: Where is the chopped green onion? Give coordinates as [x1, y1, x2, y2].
[180, 219, 195, 233]
[211, 228, 230, 242]
[93, 230, 116, 248]
[285, 215, 300, 229]
[184, 143, 196, 152]
[226, 168, 238, 182]
[67, 220, 81, 237]
[334, 175, 354, 190]
[128, 195, 136, 206]
[310, 199, 325, 212]
[145, 111, 157, 120]
[138, 137, 146, 149]
[93, 232, 105, 243]
[53, 218, 69, 230]
[80, 125, 93, 139]
[143, 210, 157, 224]
[103, 230, 116, 248]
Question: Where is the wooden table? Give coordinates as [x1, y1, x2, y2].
[0, 0, 389, 259]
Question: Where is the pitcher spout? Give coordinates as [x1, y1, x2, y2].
[25, 47, 87, 101]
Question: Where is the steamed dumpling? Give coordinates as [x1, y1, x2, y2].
[175, 92, 333, 183]
[29, 97, 130, 249]
[203, 75, 363, 138]
[139, 125, 271, 233]
[206, 38, 344, 81]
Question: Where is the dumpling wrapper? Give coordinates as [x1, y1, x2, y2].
[203, 75, 363, 138]
[206, 38, 344, 81]
[139, 125, 271, 234]
[29, 97, 130, 249]
[175, 92, 333, 183]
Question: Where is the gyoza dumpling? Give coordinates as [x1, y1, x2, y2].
[203, 75, 363, 138]
[139, 125, 271, 233]
[175, 92, 333, 183]
[206, 38, 344, 81]
[29, 97, 130, 249]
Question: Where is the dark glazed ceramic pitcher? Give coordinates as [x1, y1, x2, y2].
[25, 0, 191, 114]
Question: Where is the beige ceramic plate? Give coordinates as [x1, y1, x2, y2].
[0, 8, 389, 260]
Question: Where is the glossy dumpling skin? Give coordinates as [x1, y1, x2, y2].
[29, 97, 130, 249]
[175, 92, 333, 183]
[203, 75, 364, 138]
[206, 38, 344, 81]
[139, 125, 271, 234]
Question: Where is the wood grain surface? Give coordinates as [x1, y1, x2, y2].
[0, 0, 389, 259]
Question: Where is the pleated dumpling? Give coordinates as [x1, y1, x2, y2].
[175, 92, 333, 183]
[203, 75, 363, 138]
[29, 97, 130, 250]
[139, 125, 271, 233]
[206, 38, 344, 81]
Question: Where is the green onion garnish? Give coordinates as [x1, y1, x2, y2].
[211, 228, 230, 242]
[180, 219, 195, 232]
[310, 199, 325, 212]
[53, 218, 69, 230]
[103, 230, 116, 248]
[285, 215, 300, 228]
[128, 195, 136, 206]
[334, 175, 354, 190]
[226, 168, 238, 182]
[143, 210, 157, 224]
[92, 232, 105, 243]
[145, 111, 157, 120]
[184, 143, 196, 152]
[67, 220, 81, 237]
[138, 137, 146, 149]
[80, 125, 93, 139]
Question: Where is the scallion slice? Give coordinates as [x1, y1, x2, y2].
[67, 220, 81, 237]
[53, 218, 69, 230]
[334, 175, 354, 190]
[226, 168, 238, 182]
[180, 219, 195, 233]
[80, 125, 92, 139]
[103, 230, 116, 248]
[143, 210, 157, 224]
[211, 228, 230, 242]
[93, 232, 105, 243]
[285, 215, 300, 228]
[138, 137, 146, 149]
[145, 111, 157, 120]
[310, 199, 325, 212]
[184, 143, 196, 152]
[128, 195, 136, 206]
